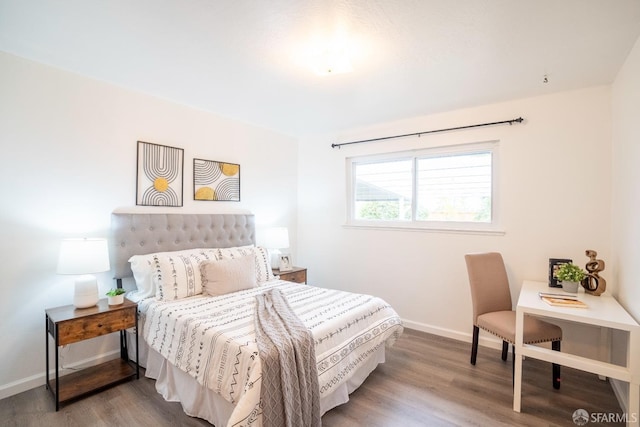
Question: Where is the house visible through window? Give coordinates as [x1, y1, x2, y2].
[348, 141, 499, 232]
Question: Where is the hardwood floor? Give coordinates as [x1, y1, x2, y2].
[0, 329, 624, 426]
[323, 329, 623, 426]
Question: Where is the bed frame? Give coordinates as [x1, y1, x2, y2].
[108, 211, 392, 426]
[110, 212, 256, 287]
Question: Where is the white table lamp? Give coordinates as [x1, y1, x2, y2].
[57, 238, 111, 308]
[262, 227, 290, 269]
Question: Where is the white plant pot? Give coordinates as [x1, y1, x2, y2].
[561, 281, 579, 293]
[108, 294, 124, 305]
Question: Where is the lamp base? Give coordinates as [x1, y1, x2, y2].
[74, 275, 99, 308]
[269, 249, 282, 269]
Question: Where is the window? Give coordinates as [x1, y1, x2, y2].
[347, 141, 500, 233]
[354, 158, 412, 221]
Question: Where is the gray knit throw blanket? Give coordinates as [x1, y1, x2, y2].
[254, 288, 321, 427]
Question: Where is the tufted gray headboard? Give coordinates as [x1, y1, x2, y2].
[110, 213, 256, 281]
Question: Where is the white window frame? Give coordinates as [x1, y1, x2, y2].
[346, 140, 503, 234]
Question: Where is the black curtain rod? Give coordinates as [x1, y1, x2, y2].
[331, 116, 524, 149]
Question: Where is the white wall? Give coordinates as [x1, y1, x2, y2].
[298, 87, 613, 352]
[0, 51, 298, 398]
[612, 34, 640, 328]
[2, 39, 635, 403]
[611, 34, 640, 412]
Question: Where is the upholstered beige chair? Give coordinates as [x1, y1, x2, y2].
[465, 252, 562, 389]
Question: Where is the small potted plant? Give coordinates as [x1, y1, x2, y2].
[555, 262, 586, 293]
[106, 288, 126, 305]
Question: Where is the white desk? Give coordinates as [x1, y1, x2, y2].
[514, 280, 639, 427]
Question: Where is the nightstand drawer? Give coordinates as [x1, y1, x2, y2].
[276, 267, 307, 284]
[57, 307, 136, 345]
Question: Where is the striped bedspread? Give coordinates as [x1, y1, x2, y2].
[139, 280, 403, 427]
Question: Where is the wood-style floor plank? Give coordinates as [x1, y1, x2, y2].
[0, 329, 623, 426]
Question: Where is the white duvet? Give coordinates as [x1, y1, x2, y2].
[138, 280, 403, 427]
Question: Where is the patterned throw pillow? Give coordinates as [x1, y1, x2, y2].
[151, 250, 217, 301]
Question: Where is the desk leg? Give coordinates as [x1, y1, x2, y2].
[629, 384, 639, 427]
[629, 329, 639, 427]
[598, 327, 611, 381]
[513, 308, 525, 412]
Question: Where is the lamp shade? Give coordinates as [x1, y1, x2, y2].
[57, 238, 110, 275]
[262, 227, 290, 249]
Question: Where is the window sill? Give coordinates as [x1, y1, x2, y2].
[342, 222, 506, 236]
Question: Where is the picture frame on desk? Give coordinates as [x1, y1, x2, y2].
[279, 254, 293, 271]
[548, 258, 572, 288]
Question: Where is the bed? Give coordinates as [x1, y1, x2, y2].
[110, 212, 403, 427]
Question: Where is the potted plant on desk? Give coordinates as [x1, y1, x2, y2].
[555, 263, 586, 293]
[106, 288, 126, 305]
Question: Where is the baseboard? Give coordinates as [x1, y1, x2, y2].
[0, 349, 120, 401]
[400, 318, 504, 351]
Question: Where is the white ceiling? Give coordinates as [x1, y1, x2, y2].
[1, 0, 640, 137]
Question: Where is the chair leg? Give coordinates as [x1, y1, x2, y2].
[501, 341, 509, 361]
[471, 326, 479, 365]
[552, 340, 561, 389]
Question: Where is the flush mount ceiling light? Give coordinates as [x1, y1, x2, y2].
[310, 42, 353, 76]
[303, 29, 355, 76]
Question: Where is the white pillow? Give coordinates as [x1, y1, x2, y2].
[201, 255, 257, 297]
[216, 246, 275, 284]
[128, 255, 156, 300]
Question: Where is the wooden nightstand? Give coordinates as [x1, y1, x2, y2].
[273, 266, 307, 284]
[45, 298, 139, 410]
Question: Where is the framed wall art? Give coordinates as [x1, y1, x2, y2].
[548, 258, 572, 288]
[193, 158, 240, 201]
[136, 141, 184, 207]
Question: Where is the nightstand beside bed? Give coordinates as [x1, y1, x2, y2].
[273, 266, 307, 284]
[45, 298, 139, 410]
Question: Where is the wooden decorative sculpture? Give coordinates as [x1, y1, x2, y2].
[581, 249, 606, 296]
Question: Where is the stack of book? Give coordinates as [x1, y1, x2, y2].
[538, 291, 588, 308]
